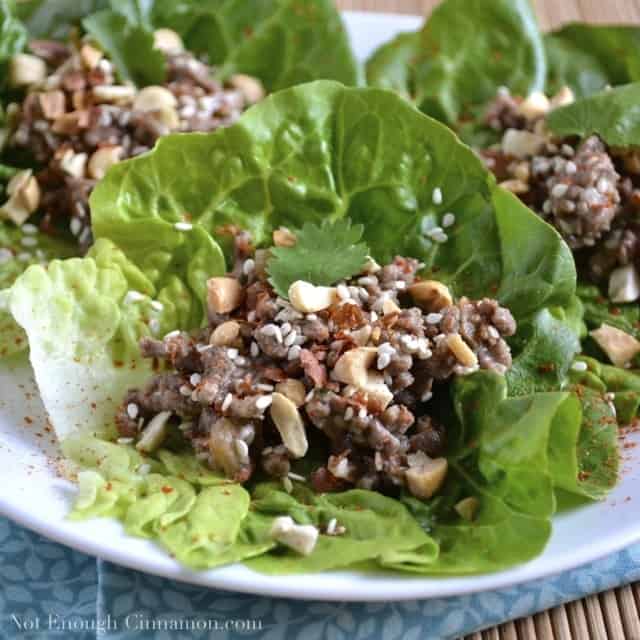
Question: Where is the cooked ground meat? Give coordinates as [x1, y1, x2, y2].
[480, 87, 640, 289]
[4, 33, 263, 250]
[116, 230, 516, 498]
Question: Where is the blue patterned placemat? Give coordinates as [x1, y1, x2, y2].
[1, 517, 639, 640]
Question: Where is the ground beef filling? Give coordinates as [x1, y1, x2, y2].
[5, 33, 263, 250]
[116, 232, 516, 499]
[480, 88, 640, 288]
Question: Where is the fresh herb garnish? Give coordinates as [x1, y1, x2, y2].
[267, 220, 369, 299]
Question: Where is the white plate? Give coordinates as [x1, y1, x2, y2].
[1, 11, 640, 602]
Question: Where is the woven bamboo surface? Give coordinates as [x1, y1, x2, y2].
[337, 1, 640, 638]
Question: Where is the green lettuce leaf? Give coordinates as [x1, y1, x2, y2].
[547, 81, 640, 147]
[0, 0, 26, 63]
[247, 483, 436, 574]
[91, 81, 575, 323]
[16, 0, 108, 39]
[83, 9, 166, 86]
[577, 283, 640, 339]
[150, 0, 360, 91]
[365, 0, 546, 125]
[0, 223, 77, 358]
[546, 24, 640, 98]
[6, 238, 201, 442]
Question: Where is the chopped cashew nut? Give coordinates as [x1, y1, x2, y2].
[382, 298, 401, 315]
[210, 321, 241, 347]
[608, 265, 640, 304]
[273, 228, 297, 247]
[454, 496, 480, 521]
[518, 91, 550, 120]
[361, 372, 394, 410]
[60, 150, 88, 178]
[153, 28, 184, 54]
[446, 334, 478, 369]
[80, 44, 103, 70]
[133, 86, 178, 112]
[0, 170, 40, 225]
[270, 393, 308, 458]
[550, 86, 575, 109]
[270, 516, 319, 556]
[275, 379, 306, 407]
[408, 280, 453, 311]
[501, 129, 546, 158]
[499, 179, 529, 194]
[136, 411, 171, 453]
[590, 324, 640, 368]
[288, 281, 337, 313]
[92, 85, 136, 104]
[405, 455, 448, 500]
[206, 277, 243, 314]
[362, 256, 381, 273]
[333, 347, 378, 388]
[88, 146, 123, 180]
[350, 325, 372, 347]
[229, 74, 265, 105]
[9, 54, 47, 87]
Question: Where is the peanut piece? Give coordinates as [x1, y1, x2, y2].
[206, 277, 243, 314]
[210, 320, 241, 346]
[270, 393, 308, 458]
[408, 280, 453, 311]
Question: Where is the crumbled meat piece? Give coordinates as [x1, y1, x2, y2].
[116, 231, 516, 496]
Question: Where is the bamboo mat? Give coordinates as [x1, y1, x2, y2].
[336, 1, 640, 638]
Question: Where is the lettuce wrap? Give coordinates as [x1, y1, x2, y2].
[0, 0, 359, 359]
[5, 81, 620, 573]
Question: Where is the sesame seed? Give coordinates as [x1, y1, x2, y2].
[226, 347, 239, 359]
[180, 385, 192, 397]
[0, 249, 12, 264]
[305, 390, 315, 403]
[242, 258, 255, 276]
[21, 223, 38, 235]
[235, 356, 247, 367]
[426, 312, 443, 324]
[551, 183, 569, 199]
[17, 252, 32, 262]
[247, 310, 257, 322]
[150, 300, 164, 312]
[148, 318, 160, 335]
[179, 421, 193, 431]
[190, 373, 202, 386]
[344, 407, 354, 421]
[565, 161, 577, 174]
[281, 322, 292, 336]
[421, 390, 433, 402]
[117, 437, 134, 445]
[284, 330, 297, 347]
[358, 407, 367, 419]
[256, 383, 274, 392]
[306, 314, 318, 321]
[70, 218, 82, 236]
[571, 361, 588, 372]
[250, 342, 260, 357]
[377, 352, 391, 369]
[394, 280, 406, 290]
[126, 403, 139, 419]
[432, 187, 443, 205]
[255, 394, 273, 410]
[287, 345, 301, 360]
[21, 236, 37, 247]
[432, 231, 448, 244]
[337, 284, 350, 301]
[326, 518, 337, 535]
[164, 330, 181, 339]
[288, 472, 306, 482]
[124, 290, 145, 304]
[174, 222, 193, 231]
[222, 393, 233, 411]
[442, 212, 456, 228]
[282, 477, 293, 493]
[234, 438, 250, 463]
[240, 425, 255, 443]
[370, 311, 378, 322]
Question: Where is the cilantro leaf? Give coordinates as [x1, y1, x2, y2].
[267, 220, 369, 298]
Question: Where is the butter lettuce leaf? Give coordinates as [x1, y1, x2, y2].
[92, 81, 575, 323]
[365, 0, 546, 125]
[6, 238, 211, 442]
[547, 82, 640, 147]
[546, 24, 640, 98]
